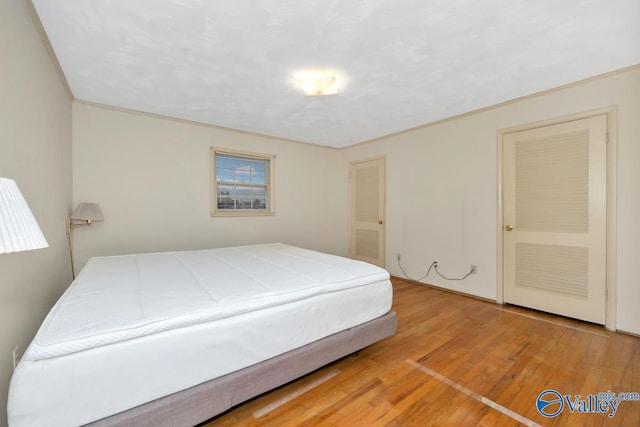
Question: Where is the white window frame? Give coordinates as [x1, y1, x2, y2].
[211, 147, 275, 217]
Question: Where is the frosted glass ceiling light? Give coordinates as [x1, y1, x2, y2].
[297, 74, 338, 96]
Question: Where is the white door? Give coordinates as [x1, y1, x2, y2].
[349, 158, 386, 267]
[502, 115, 607, 324]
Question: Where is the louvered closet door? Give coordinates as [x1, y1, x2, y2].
[503, 115, 607, 324]
[349, 158, 386, 267]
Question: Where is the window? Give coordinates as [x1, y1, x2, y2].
[211, 148, 274, 216]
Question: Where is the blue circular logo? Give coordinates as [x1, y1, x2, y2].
[536, 389, 564, 418]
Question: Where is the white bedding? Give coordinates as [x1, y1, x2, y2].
[8, 244, 392, 426]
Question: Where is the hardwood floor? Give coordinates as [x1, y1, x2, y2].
[203, 278, 640, 426]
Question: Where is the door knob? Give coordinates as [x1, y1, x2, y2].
[505, 225, 513, 231]
[378, 219, 384, 224]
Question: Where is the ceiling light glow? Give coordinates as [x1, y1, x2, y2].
[297, 74, 338, 96]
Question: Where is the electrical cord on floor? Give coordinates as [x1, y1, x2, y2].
[398, 258, 474, 282]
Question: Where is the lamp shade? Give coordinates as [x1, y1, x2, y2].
[0, 178, 49, 254]
[71, 203, 104, 222]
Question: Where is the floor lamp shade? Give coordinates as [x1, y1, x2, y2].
[0, 178, 49, 254]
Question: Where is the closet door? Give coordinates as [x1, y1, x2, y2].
[502, 115, 607, 323]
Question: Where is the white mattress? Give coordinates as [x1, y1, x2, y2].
[8, 244, 392, 427]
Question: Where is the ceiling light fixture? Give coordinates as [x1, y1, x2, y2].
[297, 74, 338, 96]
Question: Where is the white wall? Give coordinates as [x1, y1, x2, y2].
[341, 67, 640, 334]
[71, 103, 345, 270]
[0, 1, 73, 425]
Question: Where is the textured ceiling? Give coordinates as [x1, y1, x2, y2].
[32, 0, 639, 148]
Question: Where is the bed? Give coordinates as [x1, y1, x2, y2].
[8, 243, 396, 426]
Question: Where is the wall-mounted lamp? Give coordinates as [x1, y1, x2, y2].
[66, 202, 103, 278]
[0, 177, 48, 254]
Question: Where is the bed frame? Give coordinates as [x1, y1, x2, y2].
[88, 310, 397, 426]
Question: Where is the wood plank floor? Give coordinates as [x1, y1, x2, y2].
[202, 278, 640, 426]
